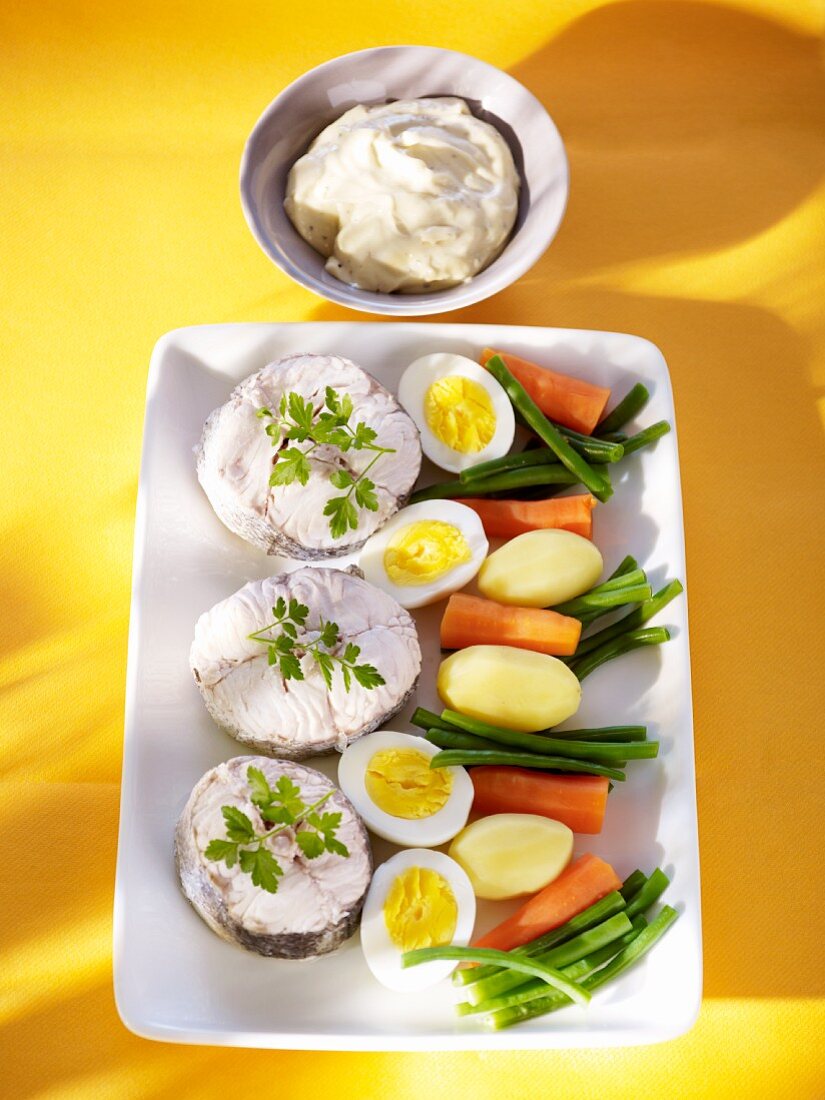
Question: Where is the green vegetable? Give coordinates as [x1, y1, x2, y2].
[574, 580, 684, 658]
[458, 434, 622, 485]
[484, 355, 612, 501]
[572, 626, 672, 681]
[624, 867, 671, 919]
[257, 387, 395, 539]
[247, 595, 384, 692]
[401, 946, 591, 1007]
[461, 912, 634, 1012]
[204, 766, 349, 894]
[597, 383, 650, 434]
[429, 748, 626, 782]
[621, 420, 671, 456]
[555, 580, 654, 620]
[607, 555, 640, 580]
[554, 424, 625, 463]
[410, 707, 455, 733]
[454, 871, 647, 990]
[433, 709, 656, 763]
[487, 902, 679, 1028]
[550, 726, 648, 743]
[425, 727, 503, 752]
[410, 464, 583, 503]
[410, 707, 647, 745]
[475, 917, 648, 1023]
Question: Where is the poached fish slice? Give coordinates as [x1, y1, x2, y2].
[190, 567, 422, 758]
[196, 353, 422, 559]
[176, 756, 372, 959]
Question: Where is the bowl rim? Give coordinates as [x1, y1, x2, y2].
[239, 44, 569, 316]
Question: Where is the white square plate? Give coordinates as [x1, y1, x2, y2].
[114, 322, 701, 1049]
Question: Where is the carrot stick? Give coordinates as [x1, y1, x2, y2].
[441, 593, 582, 657]
[472, 853, 622, 953]
[455, 495, 596, 539]
[470, 766, 609, 834]
[480, 348, 610, 435]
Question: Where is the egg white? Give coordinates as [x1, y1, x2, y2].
[360, 848, 477, 992]
[357, 500, 488, 609]
[398, 352, 516, 474]
[338, 730, 474, 847]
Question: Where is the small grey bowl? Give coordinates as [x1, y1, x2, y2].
[240, 45, 569, 317]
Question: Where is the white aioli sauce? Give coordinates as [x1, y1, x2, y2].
[284, 97, 520, 294]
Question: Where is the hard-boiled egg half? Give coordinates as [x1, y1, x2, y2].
[360, 848, 476, 991]
[338, 730, 474, 847]
[358, 501, 488, 609]
[398, 352, 515, 473]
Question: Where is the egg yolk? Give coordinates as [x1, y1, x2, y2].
[424, 375, 496, 453]
[383, 866, 458, 952]
[383, 521, 471, 587]
[365, 748, 453, 819]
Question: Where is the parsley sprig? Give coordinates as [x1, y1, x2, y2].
[247, 595, 385, 692]
[204, 765, 349, 894]
[257, 387, 396, 539]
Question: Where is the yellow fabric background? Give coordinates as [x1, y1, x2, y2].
[2, 0, 824, 1095]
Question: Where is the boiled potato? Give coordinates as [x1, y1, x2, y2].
[449, 814, 573, 899]
[478, 529, 603, 607]
[437, 645, 581, 732]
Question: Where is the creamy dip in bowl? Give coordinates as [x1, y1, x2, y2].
[240, 46, 568, 316]
[284, 98, 520, 294]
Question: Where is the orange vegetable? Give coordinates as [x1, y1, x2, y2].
[440, 593, 581, 657]
[471, 766, 608, 834]
[472, 852, 621, 953]
[455, 494, 596, 539]
[480, 348, 610, 435]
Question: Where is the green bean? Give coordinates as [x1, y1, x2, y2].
[439, 709, 648, 761]
[410, 707, 454, 733]
[429, 726, 652, 764]
[459, 448, 561, 484]
[421, 708, 647, 746]
[575, 580, 684, 658]
[597, 383, 650, 434]
[462, 913, 634, 1011]
[624, 867, 671, 919]
[553, 567, 649, 622]
[453, 872, 644, 988]
[428, 749, 626, 782]
[554, 424, 625, 463]
[555, 582, 653, 619]
[458, 916, 646, 1015]
[621, 420, 671, 456]
[401, 946, 591, 1007]
[607, 555, 640, 580]
[424, 727, 503, 752]
[572, 626, 671, 681]
[588, 567, 648, 593]
[409, 464, 582, 503]
[550, 726, 648, 742]
[619, 869, 648, 900]
[484, 355, 612, 501]
[480, 918, 649, 1024]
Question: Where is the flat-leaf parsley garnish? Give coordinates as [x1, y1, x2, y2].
[204, 766, 349, 893]
[247, 595, 385, 692]
[257, 387, 396, 539]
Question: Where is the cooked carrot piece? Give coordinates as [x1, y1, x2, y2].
[470, 766, 609, 834]
[455, 494, 596, 539]
[440, 593, 581, 656]
[480, 348, 610, 435]
[472, 852, 622, 953]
